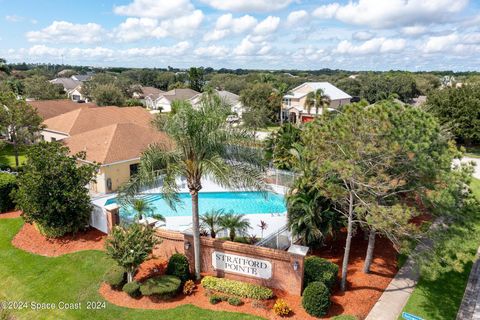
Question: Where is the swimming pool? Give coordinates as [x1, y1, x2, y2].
[105, 191, 287, 220]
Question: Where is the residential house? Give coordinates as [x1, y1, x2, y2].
[282, 82, 352, 123]
[133, 86, 165, 108]
[189, 90, 245, 118]
[50, 75, 91, 102]
[145, 88, 199, 112]
[28, 99, 97, 120]
[39, 106, 170, 193]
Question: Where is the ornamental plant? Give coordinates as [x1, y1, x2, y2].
[13, 142, 97, 237]
[304, 256, 339, 290]
[166, 253, 190, 282]
[201, 276, 273, 300]
[273, 299, 292, 317]
[302, 281, 330, 317]
[139, 275, 181, 298]
[105, 223, 159, 283]
[183, 280, 195, 295]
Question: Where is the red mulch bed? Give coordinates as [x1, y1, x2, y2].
[0, 210, 22, 219]
[12, 222, 106, 257]
[134, 258, 168, 282]
[100, 231, 398, 319]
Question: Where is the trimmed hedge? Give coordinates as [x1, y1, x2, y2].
[227, 297, 243, 306]
[122, 281, 141, 297]
[304, 256, 339, 290]
[104, 265, 126, 289]
[302, 281, 330, 317]
[166, 253, 190, 282]
[140, 275, 182, 298]
[201, 276, 273, 300]
[0, 173, 17, 213]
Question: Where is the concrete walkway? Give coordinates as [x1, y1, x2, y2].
[456, 248, 480, 320]
[365, 256, 419, 320]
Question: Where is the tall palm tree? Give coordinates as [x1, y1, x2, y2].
[131, 198, 165, 224]
[274, 82, 289, 124]
[219, 212, 251, 241]
[120, 93, 266, 279]
[200, 209, 223, 238]
[304, 89, 331, 116]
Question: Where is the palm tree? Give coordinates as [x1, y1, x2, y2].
[304, 89, 331, 116]
[120, 93, 266, 279]
[200, 209, 223, 238]
[131, 198, 165, 224]
[258, 220, 268, 238]
[219, 212, 251, 241]
[274, 82, 289, 124]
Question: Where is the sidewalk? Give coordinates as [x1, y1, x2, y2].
[365, 257, 419, 320]
[456, 247, 480, 320]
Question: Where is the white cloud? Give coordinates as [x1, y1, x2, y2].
[194, 45, 229, 57]
[26, 21, 105, 44]
[113, 0, 194, 18]
[204, 14, 257, 41]
[23, 42, 191, 60]
[336, 37, 406, 55]
[313, 0, 468, 28]
[200, 0, 292, 12]
[233, 36, 271, 56]
[287, 10, 308, 26]
[253, 16, 280, 36]
[423, 33, 460, 53]
[5, 15, 24, 22]
[402, 25, 428, 36]
[352, 31, 374, 41]
[115, 10, 204, 41]
[312, 3, 340, 18]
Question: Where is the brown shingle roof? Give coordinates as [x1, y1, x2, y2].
[28, 99, 97, 120]
[141, 86, 164, 99]
[43, 106, 153, 135]
[64, 123, 172, 164]
[162, 88, 199, 102]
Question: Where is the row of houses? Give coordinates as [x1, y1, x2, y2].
[26, 82, 351, 195]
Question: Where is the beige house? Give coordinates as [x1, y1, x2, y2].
[282, 82, 351, 123]
[145, 88, 199, 112]
[38, 105, 171, 194]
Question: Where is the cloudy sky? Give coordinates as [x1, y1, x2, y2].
[1, 0, 480, 71]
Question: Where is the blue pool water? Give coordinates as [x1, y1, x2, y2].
[105, 191, 286, 219]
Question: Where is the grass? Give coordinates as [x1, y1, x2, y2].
[400, 178, 480, 320]
[0, 144, 27, 168]
[0, 218, 263, 320]
[463, 145, 480, 158]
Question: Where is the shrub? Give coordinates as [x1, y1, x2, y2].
[0, 173, 17, 213]
[166, 253, 190, 282]
[251, 300, 268, 310]
[209, 294, 224, 305]
[302, 281, 330, 317]
[122, 281, 141, 297]
[332, 316, 358, 320]
[201, 276, 273, 300]
[304, 256, 339, 289]
[104, 265, 126, 289]
[227, 297, 243, 306]
[139, 275, 181, 298]
[273, 299, 292, 317]
[183, 279, 195, 295]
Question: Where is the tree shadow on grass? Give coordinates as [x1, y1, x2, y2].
[414, 262, 472, 320]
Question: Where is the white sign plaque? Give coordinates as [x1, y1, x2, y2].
[212, 251, 272, 279]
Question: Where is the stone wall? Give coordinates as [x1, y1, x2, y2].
[153, 229, 305, 295]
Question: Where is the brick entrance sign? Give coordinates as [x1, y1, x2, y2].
[153, 229, 308, 295]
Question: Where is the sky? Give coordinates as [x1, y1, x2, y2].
[1, 0, 480, 71]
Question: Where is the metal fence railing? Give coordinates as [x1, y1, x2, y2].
[264, 168, 297, 188]
[255, 225, 291, 250]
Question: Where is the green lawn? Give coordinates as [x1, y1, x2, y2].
[464, 145, 480, 158]
[400, 178, 480, 320]
[0, 219, 263, 320]
[0, 144, 27, 168]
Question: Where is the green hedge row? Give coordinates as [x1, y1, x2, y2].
[201, 276, 273, 300]
[0, 173, 17, 213]
[304, 256, 339, 290]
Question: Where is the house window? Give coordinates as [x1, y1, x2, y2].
[72, 94, 81, 101]
[283, 98, 291, 106]
[129, 163, 139, 177]
[51, 137, 57, 142]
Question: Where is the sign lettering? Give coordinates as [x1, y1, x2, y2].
[212, 251, 272, 279]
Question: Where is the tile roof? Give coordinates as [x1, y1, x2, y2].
[286, 82, 352, 100]
[43, 106, 153, 135]
[50, 77, 82, 90]
[28, 99, 97, 120]
[140, 86, 165, 99]
[64, 122, 172, 164]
